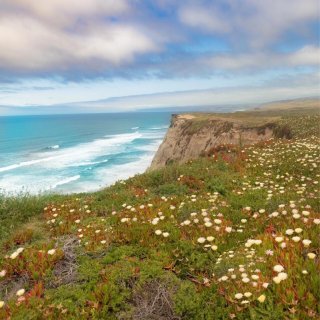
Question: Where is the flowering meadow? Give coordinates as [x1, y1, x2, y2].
[0, 113, 319, 319]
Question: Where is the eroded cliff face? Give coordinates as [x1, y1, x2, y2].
[150, 114, 274, 170]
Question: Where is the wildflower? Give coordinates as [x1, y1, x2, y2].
[205, 221, 213, 227]
[302, 239, 312, 247]
[275, 237, 284, 243]
[0, 301, 4, 308]
[75, 219, 80, 224]
[0, 270, 6, 278]
[162, 232, 169, 238]
[16, 248, 24, 254]
[155, 230, 162, 235]
[265, 249, 273, 256]
[151, 218, 159, 225]
[241, 300, 250, 304]
[225, 227, 232, 233]
[273, 265, 284, 273]
[292, 236, 301, 242]
[307, 253, 316, 259]
[262, 283, 269, 288]
[10, 251, 19, 260]
[197, 237, 206, 244]
[16, 289, 25, 296]
[206, 236, 215, 242]
[211, 245, 218, 251]
[285, 229, 294, 235]
[214, 219, 222, 224]
[257, 294, 266, 303]
[235, 293, 243, 299]
[295, 228, 303, 233]
[302, 270, 308, 274]
[244, 292, 252, 298]
[242, 277, 250, 283]
[314, 219, 320, 225]
[278, 272, 288, 281]
[47, 249, 56, 255]
[273, 276, 281, 284]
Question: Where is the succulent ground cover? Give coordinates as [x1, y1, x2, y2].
[0, 113, 319, 319]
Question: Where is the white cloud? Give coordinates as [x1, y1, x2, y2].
[1, 0, 129, 25]
[287, 46, 320, 66]
[0, 0, 318, 84]
[179, 0, 319, 47]
[179, 5, 229, 33]
[0, 0, 158, 73]
[203, 46, 320, 70]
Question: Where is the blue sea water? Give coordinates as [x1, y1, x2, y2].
[0, 112, 171, 194]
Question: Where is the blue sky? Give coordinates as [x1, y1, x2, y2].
[0, 0, 319, 115]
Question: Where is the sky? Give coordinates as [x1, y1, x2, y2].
[0, 0, 319, 115]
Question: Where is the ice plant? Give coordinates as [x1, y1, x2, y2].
[16, 289, 25, 297]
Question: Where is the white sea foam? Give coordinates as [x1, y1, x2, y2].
[47, 175, 80, 190]
[71, 159, 109, 167]
[48, 145, 60, 149]
[70, 153, 155, 193]
[0, 132, 141, 172]
[0, 174, 81, 194]
[0, 128, 167, 195]
[137, 139, 163, 152]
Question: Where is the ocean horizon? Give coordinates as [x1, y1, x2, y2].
[0, 112, 171, 195]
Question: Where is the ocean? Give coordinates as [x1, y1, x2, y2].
[0, 112, 171, 195]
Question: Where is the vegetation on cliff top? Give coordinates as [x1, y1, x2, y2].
[0, 110, 319, 319]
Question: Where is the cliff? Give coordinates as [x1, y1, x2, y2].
[150, 113, 278, 170]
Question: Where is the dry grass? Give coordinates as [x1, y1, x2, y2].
[48, 236, 79, 288]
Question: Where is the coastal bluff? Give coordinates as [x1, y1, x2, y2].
[149, 97, 320, 170]
[150, 113, 275, 170]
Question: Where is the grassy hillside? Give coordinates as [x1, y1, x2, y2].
[172, 98, 319, 137]
[0, 110, 319, 319]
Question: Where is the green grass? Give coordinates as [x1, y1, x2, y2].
[0, 110, 319, 319]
